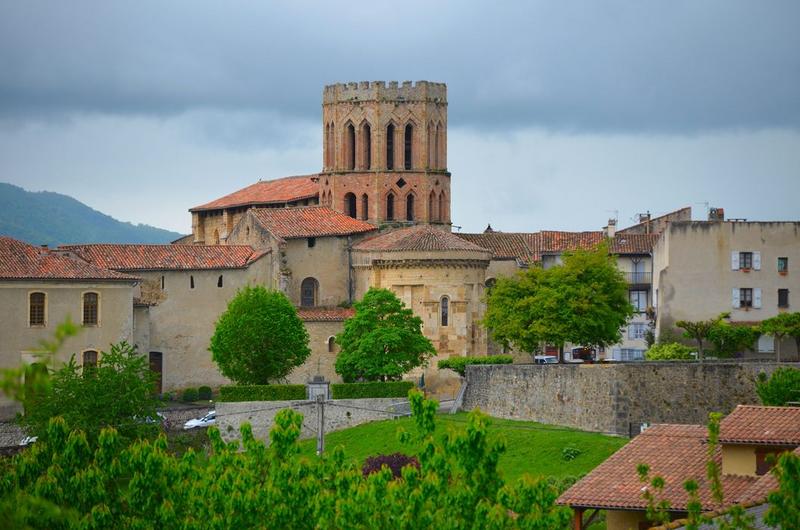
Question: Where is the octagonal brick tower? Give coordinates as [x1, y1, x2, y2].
[319, 81, 450, 227]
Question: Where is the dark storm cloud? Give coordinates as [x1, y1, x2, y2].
[0, 0, 798, 134]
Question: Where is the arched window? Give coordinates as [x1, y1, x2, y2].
[328, 122, 335, 168]
[404, 123, 413, 170]
[217, 275, 223, 288]
[362, 122, 371, 170]
[83, 350, 98, 369]
[82, 292, 99, 326]
[386, 123, 395, 170]
[344, 192, 357, 218]
[485, 278, 497, 291]
[434, 123, 441, 168]
[438, 191, 446, 222]
[29, 292, 45, 326]
[325, 123, 331, 168]
[213, 229, 220, 245]
[327, 336, 336, 353]
[301, 277, 319, 307]
[406, 194, 415, 221]
[427, 123, 434, 167]
[386, 193, 395, 221]
[428, 191, 437, 222]
[346, 123, 356, 170]
[361, 194, 369, 220]
[440, 296, 449, 327]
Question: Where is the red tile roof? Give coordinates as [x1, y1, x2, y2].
[454, 233, 534, 260]
[558, 424, 758, 511]
[297, 307, 355, 322]
[353, 225, 491, 253]
[61, 244, 267, 271]
[610, 233, 660, 255]
[0, 237, 136, 282]
[539, 230, 605, 253]
[719, 405, 800, 446]
[190, 175, 319, 212]
[250, 207, 376, 240]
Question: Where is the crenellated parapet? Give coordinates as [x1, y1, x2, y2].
[323, 80, 447, 105]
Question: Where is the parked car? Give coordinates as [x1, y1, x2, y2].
[183, 410, 216, 430]
[569, 346, 596, 363]
[533, 355, 559, 365]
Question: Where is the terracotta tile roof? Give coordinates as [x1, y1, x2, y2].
[61, 244, 267, 271]
[539, 230, 605, 253]
[190, 175, 319, 212]
[353, 225, 491, 253]
[454, 233, 535, 260]
[250, 207, 376, 240]
[610, 233, 660, 254]
[297, 307, 355, 322]
[719, 405, 800, 446]
[0, 237, 136, 282]
[557, 424, 758, 511]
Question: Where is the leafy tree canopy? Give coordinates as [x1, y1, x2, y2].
[483, 243, 633, 355]
[210, 286, 310, 385]
[759, 312, 800, 362]
[676, 314, 727, 361]
[335, 288, 435, 382]
[707, 321, 760, 358]
[756, 367, 800, 406]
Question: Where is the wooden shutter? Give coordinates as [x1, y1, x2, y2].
[732, 288, 740, 308]
[753, 251, 761, 270]
[753, 288, 762, 308]
[731, 251, 739, 270]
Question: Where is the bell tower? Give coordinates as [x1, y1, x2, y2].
[319, 81, 450, 227]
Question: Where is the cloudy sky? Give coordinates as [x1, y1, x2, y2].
[1, 1, 798, 234]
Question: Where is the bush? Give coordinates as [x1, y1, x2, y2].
[198, 386, 213, 400]
[756, 368, 800, 406]
[218, 384, 307, 402]
[181, 387, 199, 402]
[644, 342, 695, 361]
[330, 381, 414, 399]
[561, 446, 583, 461]
[437, 355, 514, 377]
[362, 453, 420, 478]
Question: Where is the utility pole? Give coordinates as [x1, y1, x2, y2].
[316, 394, 325, 455]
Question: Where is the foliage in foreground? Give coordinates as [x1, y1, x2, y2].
[644, 342, 695, 361]
[335, 288, 436, 382]
[759, 312, 800, 362]
[438, 355, 515, 377]
[210, 286, 310, 385]
[756, 367, 800, 406]
[218, 384, 307, 402]
[0, 391, 571, 529]
[330, 380, 415, 399]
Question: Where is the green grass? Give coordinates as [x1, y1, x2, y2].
[299, 413, 627, 483]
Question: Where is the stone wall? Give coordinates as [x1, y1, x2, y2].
[461, 362, 787, 436]
[217, 398, 408, 444]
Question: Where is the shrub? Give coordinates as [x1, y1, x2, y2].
[330, 381, 414, 399]
[218, 384, 307, 402]
[181, 387, 199, 402]
[707, 321, 760, 358]
[561, 446, 583, 461]
[644, 342, 695, 361]
[437, 355, 514, 377]
[756, 368, 800, 406]
[198, 386, 213, 400]
[362, 453, 420, 478]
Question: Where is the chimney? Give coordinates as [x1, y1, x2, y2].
[604, 219, 617, 238]
[708, 207, 725, 221]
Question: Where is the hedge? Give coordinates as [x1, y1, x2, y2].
[218, 384, 307, 402]
[181, 387, 199, 403]
[330, 381, 415, 399]
[437, 355, 514, 377]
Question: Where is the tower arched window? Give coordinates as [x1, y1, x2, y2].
[438, 191, 446, 222]
[362, 122, 371, 170]
[324, 123, 330, 168]
[386, 123, 395, 170]
[327, 336, 336, 353]
[301, 277, 319, 307]
[434, 123, 441, 169]
[406, 194, 415, 222]
[344, 192, 357, 218]
[440, 296, 449, 327]
[386, 193, 395, 221]
[427, 123, 433, 167]
[361, 194, 369, 220]
[346, 123, 356, 170]
[428, 191, 437, 222]
[404, 124, 413, 170]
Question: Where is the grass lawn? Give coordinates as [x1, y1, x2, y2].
[298, 412, 627, 483]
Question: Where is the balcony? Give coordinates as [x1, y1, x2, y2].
[624, 271, 652, 286]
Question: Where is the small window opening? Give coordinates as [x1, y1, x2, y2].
[217, 275, 223, 288]
[83, 350, 98, 369]
[83, 292, 99, 325]
[327, 336, 335, 353]
[386, 123, 395, 170]
[778, 257, 788, 273]
[361, 194, 369, 221]
[29, 292, 45, 326]
[344, 192, 357, 219]
[308, 237, 316, 248]
[778, 288, 789, 308]
[346, 123, 356, 170]
[404, 124, 413, 170]
[440, 296, 449, 327]
[161, 276, 165, 290]
[301, 277, 319, 307]
[190, 276, 195, 289]
[406, 194, 415, 221]
[386, 193, 395, 221]
[362, 122, 371, 169]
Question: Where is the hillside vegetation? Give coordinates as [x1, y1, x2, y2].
[0, 182, 183, 246]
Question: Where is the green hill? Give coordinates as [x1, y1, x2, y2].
[0, 182, 184, 246]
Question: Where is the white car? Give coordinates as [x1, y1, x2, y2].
[533, 355, 558, 365]
[183, 410, 216, 430]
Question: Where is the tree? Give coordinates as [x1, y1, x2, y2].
[707, 320, 760, 358]
[335, 288, 435, 382]
[483, 243, 633, 361]
[644, 342, 694, 360]
[756, 367, 800, 406]
[19, 341, 160, 443]
[759, 312, 800, 362]
[210, 286, 310, 385]
[676, 314, 726, 362]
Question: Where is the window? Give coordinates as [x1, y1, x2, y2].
[82, 350, 98, 369]
[428, 191, 436, 222]
[628, 323, 647, 340]
[386, 193, 395, 221]
[213, 229, 220, 245]
[740, 288, 753, 308]
[485, 278, 497, 291]
[346, 123, 356, 170]
[161, 276, 165, 290]
[327, 336, 335, 353]
[406, 194, 415, 221]
[778, 257, 788, 273]
[778, 288, 789, 308]
[740, 252, 753, 270]
[386, 123, 395, 170]
[619, 348, 645, 361]
[217, 275, 223, 288]
[629, 290, 647, 313]
[438, 191, 445, 222]
[440, 296, 449, 327]
[307, 237, 316, 248]
[361, 194, 369, 220]
[29, 292, 45, 326]
[362, 122, 371, 169]
[404, 124, 413, 170]
[301, 277, 319, 307]
[344, 192, 357, 218]
[190, 275, 195, 289]
[82, 292, 99, 326]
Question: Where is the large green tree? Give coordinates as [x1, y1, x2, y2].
[483, 243, 633, 360]
[759, 312, 800, 362]
[210, 286, 310, 384]
[335, 288, 435, 382]
[675, 314, 726, 362]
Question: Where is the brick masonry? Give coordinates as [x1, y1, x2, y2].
[461, 362, 788, 436]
